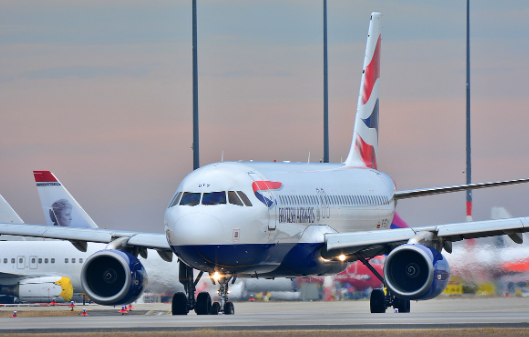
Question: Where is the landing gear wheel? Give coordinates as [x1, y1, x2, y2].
[393, 297, 410, 313]
[370, 289, 386, 313]
[172, 292, 188, 315]
[224, 301, 235, 315]
[195, 292, 212, 315]
[210, 302, 220, 315]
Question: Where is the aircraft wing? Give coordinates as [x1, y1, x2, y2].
[0, 223, 170, 250]
[394, 178, 529, 200]
[324, 216, 529, 260]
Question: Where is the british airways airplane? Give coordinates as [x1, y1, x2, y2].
[1, 12, 529, 315]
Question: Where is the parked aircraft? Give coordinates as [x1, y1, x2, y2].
[1, 12, 529, 315]
[0, 194, 77, 303]
[0, 174, 179, 304]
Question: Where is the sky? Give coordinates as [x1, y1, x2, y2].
[1, 0, 529, 233]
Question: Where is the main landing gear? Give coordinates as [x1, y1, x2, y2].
[357, 255, 411, 314]
[369, 288, 410, 313]
[171, 262, 235, 315]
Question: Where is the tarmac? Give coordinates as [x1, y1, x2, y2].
[0, 297, 528, 333]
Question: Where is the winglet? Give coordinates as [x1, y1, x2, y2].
[34, 171, 98, 228]
[344, 12, 381, 168]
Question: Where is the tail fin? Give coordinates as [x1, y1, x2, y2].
[33, 171, 98, 228]
[0, 194, 24, 224]
[344, 12, 381, 168]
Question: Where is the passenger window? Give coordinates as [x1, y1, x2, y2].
[11, 258, 15, 264]
[202, 192, 227, 205]
[38, 258, 42, 264]
[80, 258, 83, 263]
[19, 258, 23, 264]
[228, 191, 243, 206]
[65, 258, 69, 263]
[31, 258, 36, 264]
[72, 258, 76, 263]
[168, 192, 183, 208]
[236, 191, 252, 206]
[3, 258, 6, 264]
[180, 192, 201, 206]
[45, 258, 49, 264]
[51, 258, 55, 264]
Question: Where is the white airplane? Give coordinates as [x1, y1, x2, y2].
[0, 173, 179, 304]
[1, 12, 529, 315]
[0, 193, 76, 303]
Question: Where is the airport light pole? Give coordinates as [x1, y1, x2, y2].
[323, 0, 329, 163]
[192, 0, 200, 170]
[466, 0, 472, 222]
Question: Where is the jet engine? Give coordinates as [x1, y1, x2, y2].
[2, 276, 73, 303]
[384, 244, 450, 300]
[81, 249, 147, 305]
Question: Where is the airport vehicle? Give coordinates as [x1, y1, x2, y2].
[1, 12, 529, 315]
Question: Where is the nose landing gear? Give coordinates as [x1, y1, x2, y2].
[211, 275, 235, 315]
[171, 262, 236, 316]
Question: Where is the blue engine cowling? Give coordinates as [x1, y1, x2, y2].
[384, 244, 450, 300]
[81, 250, 148, 305]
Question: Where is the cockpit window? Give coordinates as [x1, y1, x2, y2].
[180, 192, 201, 206]
[228, 191, 243, 206]
[236, 191, 252, 206]
[202, 192, 227, 205]
[168, 192, 182, 208]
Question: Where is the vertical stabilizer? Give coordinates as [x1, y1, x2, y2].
[0, 194, 24, 224]
[34, 171, 98, 228]
[344, 12, 381, 168]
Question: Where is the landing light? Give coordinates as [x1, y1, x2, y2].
[338, 254, 346, 262]
[212, 271, 221, 281]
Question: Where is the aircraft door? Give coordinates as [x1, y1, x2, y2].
[248, 172, 276, 230]
[17, 256, 25, 269]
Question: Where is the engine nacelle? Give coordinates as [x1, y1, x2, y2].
[384, 244, 450, 300]
[81, 249, 148, 305]
[12, 276, 73, 303]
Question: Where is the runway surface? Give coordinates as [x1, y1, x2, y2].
[0, 297, 528, 333]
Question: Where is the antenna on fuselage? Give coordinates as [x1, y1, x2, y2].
[221, 151, 224, 162]
[308, 152, 311, 163]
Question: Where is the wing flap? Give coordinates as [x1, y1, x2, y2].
[435, 217, 529, 241]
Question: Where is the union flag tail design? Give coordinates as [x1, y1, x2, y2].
[34, 171, 98, 228]
[344, 12, 381, 168]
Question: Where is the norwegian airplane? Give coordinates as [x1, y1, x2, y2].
[1, 12, 529, 315]
[0, 173, 179, 304]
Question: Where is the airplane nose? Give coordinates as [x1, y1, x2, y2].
[168, 213, 223, 247]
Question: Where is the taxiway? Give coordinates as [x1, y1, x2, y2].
[0, 297, 527, 333]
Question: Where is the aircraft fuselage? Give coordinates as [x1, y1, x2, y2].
[164, 161, 396, 277]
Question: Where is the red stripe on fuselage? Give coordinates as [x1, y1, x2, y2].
[252, 181, 282, 192]
[361, 35, 381, 105]
[33, 171, 58, 183]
